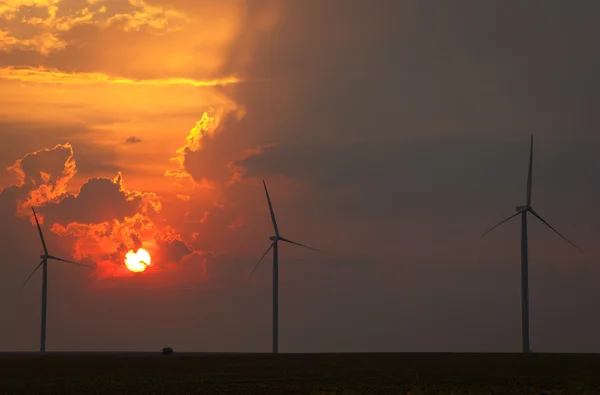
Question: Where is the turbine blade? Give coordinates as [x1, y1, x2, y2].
[21, 260, 44, 290]
[249, 242, 275, 278]
[263, 180, 280, 237]
[529, 209, 582, 251]
[47, 255, 95, 268]
[481, 211, 522, 238]
[279, 237, 326, 253]
[31, 207, 48, 255]
[527, 134, 533, 206]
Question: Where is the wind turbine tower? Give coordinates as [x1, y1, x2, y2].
[250, 181, 324, 354]
[22, 207, 94, 353]
[481, 135, 580, 353]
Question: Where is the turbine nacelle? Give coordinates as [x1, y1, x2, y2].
[250, 180, 325, 280]
[516, 205, 530, 212]
[23, 207, 94, 292]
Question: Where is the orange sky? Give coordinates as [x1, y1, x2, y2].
[1, 0, 599, 353]
[0, 0, 284, 283]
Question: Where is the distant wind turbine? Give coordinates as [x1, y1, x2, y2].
[22, 207, 94, 353]
[250, 180, 325, 354]
[481, 135, 580, 353]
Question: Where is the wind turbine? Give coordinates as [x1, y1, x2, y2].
[250, 180, 324, 354]
[22, 207, 94, 353]
[481, 134, 580, 353]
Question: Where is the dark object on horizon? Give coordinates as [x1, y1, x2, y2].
[162, 347, 173, 355]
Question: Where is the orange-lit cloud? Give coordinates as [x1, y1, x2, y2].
[0, 66, 240, 87]
[0, 142, 202, 281]
[0, 70, 240, 197]
[0, 0, 188, 55]
[5, 142, 77, 219]
[0, 0, 288, 286]
[46, 171, 199, 280]
[165, 110, 221, 186]
[165, 108, 246, 188]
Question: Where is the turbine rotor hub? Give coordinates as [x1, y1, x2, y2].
[516, 205, 530, 212]
[269, 236, 278, 241]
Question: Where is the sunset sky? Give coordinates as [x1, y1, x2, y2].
[1, 0, 599, 353]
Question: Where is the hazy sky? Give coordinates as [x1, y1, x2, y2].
[0, 0, 599, 353]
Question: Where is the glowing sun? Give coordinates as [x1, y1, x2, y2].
[125, 248, 151, 273]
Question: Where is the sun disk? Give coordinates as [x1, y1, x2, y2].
[125, 248, 151, 273]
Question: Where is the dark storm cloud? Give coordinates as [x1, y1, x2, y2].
[223, 0, 599, 146]
[201, 0, 600, 354]
[232, 137, 600, 223]
[210, 0, 600, 241]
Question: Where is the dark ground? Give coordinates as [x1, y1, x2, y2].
[0, 352, 599, 394]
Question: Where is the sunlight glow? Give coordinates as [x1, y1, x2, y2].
[125, 248, 152, 273]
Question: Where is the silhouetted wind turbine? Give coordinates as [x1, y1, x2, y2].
[250, 180, 325, 354]
[481, 134, 580, 353]
[22, 207, 94, 353]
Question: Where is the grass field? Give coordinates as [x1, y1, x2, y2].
[0, 352, 599, 394]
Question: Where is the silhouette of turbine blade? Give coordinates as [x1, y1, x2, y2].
[31, 207, 48, 255]
[47, 255, 95, 268]
[279, 237, 326, 253]
[21, 259, 44, 290]
[527, 134, 533, 206]
[250, 242, 275, 278]
[263, 180, 279, 237]
[529, 208, 582, 251]
[481, 211, 523, 238]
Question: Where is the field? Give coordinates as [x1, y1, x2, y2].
[0, 352, 599, 394]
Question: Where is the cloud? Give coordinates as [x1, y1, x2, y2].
[0, 0, 189, 55]
[0, 0, 284, 84]
[0, 66, 240, 86]
[0, 141, 208, 281]
[230, 138, 600, 222]
[165, 111, 219, 186]
[0, 70, 242, 192]
[124, 136, 142, 144]
[46, 172, 160, 224]
[165, 107, 245, 187]
[0, 0, 599, 354]
[154, 228, 194, 265]
[1, 142, 76, 218]
[47, 200, 199, 279]
[44, 171, 169, 275]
